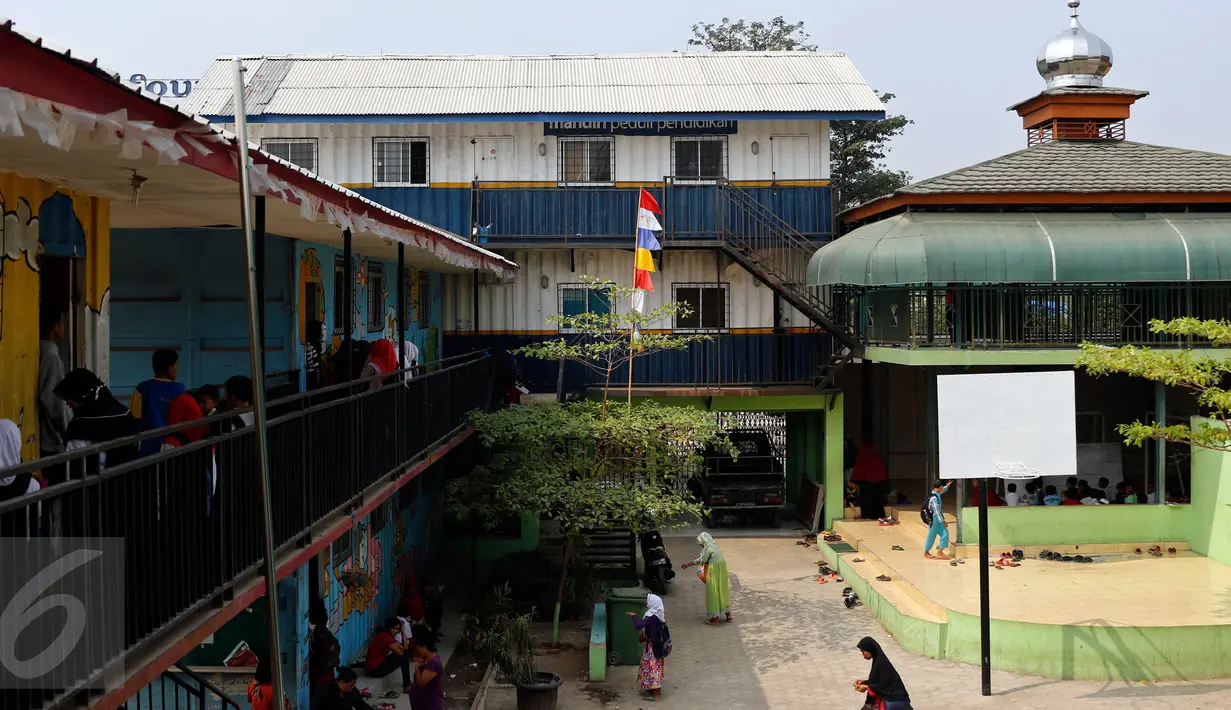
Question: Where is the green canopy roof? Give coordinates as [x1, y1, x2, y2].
[808, 212, 1231, 286]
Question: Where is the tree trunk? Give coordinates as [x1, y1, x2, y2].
[552, 535, 574, 644]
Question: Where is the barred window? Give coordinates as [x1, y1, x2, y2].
[373, 138, 430, 187]
[558, 137, 614, 185]
[262, 138, 318, 174]
[672, 137, 727, 181]
[558, 283, 612, 332]
[367, 261, 385, 331]
[672, 283, 730, 332]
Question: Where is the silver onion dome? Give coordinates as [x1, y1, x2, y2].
[1036, 0, 1113, 88]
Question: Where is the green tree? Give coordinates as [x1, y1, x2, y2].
[445, 400, 725, 642]
[830, 92, 913, 210]
[516, 277, 710, 410]
[1076, 317, 1231, 451]
[686, 18, 912, 211]
[688, 16, 816, 51]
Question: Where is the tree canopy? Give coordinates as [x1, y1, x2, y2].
[687, 16, 816, 51]
[830, 93, 913, 210]
[686, 17, 912, 211]
[1076, 317, 1231, 451]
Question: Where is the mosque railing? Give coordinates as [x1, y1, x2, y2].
[844, 283, 1231, 349]
[0, 351, 496, 710]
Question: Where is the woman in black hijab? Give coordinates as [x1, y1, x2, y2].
[855, 637, 912, 709]
[54, 368, 142, 470]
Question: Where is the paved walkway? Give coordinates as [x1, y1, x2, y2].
[489, 536, 1231, 710]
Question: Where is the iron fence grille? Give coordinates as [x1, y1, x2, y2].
[0, 353, 496, 710]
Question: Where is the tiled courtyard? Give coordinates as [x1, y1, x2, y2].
[485, 536, 1231, 710]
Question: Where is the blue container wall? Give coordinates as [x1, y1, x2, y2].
[447, 332, 825, 391]
[291, 242, 444, 379]
[110, 229, 292, 398]
[355, 186, 471, 238]
[351, 185, 832, 246]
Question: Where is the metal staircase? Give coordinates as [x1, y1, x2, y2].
[711, 182, 860, 388]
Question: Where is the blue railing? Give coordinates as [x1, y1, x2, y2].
[471, 182, 834, 245]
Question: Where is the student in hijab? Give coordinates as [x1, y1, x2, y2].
[854, 637, 912, 710]
[627, 592, 668, 700]
[850, 438, 889, 521]
[401, 339, 420, 381]
[0, 419, 42, 537]
[680, 532, 731, 624]
[53, 368, 142, 473]
[361, 339, 399, 391]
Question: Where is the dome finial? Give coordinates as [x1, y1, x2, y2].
[1037, 0, 1113, 89]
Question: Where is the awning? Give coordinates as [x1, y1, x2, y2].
[0, 18, 516, 277]
[808, 211, 1231, 286]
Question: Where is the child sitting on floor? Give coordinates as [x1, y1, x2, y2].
[1043, 485, 1062, 506]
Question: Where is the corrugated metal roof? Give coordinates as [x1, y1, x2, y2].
[0, 16, 515, 275]
[809, 212, 1231, 286]
[183, 52, 884, 118]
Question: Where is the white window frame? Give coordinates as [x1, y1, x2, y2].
[261, 138, 319, 174]
[373, 137, 431, 188]
[671, 135, 728, 185]
[557, 136, 616, 187]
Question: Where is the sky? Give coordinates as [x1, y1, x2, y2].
[12, 0, 1231, 180]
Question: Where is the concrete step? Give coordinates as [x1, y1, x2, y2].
[828, 545, 947, 623]
[828, 520, 948, 619]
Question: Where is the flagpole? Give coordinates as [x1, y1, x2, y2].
[628, 191, 638, 410]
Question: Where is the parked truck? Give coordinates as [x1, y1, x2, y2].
[691, 429, 787, 527]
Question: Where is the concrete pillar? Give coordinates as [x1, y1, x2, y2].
[785, 413, 806, 505]
[824, 394, 845, 529]
[1155, 381, 1166, 504]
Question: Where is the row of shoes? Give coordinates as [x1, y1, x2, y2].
[1137, 545, 1177, 557]
[1039, 549, 1094, 563]
[842, 586, 863, 608]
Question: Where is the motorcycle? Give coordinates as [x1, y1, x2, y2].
[639, 530, 676, 595]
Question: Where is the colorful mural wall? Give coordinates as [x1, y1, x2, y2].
[294, 242, 443, 381]
[320, 476, 444, 666]
[0, 170, 109, 459]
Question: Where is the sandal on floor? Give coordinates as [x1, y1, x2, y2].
[705, 617, 722, 625]
[876, 574, 891, 581]
[891, 545, 905, 551]
[852, 557, 865, 562]
[950, 560, 959, 566]
[379, 691, 399, 699]
[956, 558, 966, 564]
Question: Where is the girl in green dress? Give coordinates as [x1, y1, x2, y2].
[680, 532, 732, 624]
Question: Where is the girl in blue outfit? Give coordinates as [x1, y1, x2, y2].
[923, 480, 951, 560]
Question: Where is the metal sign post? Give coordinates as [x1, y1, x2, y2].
[978, 477, 991, 696]
[231, 56, 285, 707]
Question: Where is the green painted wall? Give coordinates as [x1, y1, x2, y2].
[824, 394, 845, 529]
[1188, 417, 1231, 565]
[866, 346, 1231, 367]
[960, 504, 1191, 547]
[785, 414, 806, 504]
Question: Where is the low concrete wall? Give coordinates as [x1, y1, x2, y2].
[1189, 417, 1231, 566]
[960, 503, 1191, 547]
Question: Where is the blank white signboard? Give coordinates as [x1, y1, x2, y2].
[937, 371, 1077, 480]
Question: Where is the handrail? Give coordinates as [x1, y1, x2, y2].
[0, 349, 492, 484]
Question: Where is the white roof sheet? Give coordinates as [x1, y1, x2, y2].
[182, 52, 883, 118]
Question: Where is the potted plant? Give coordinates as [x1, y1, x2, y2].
[481, 612, 561, 710]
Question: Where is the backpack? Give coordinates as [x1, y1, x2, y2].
[651, 621, 672, 659]
[921, 493, 937, 526]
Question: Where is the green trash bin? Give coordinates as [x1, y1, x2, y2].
[605, 586, 648, 666]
